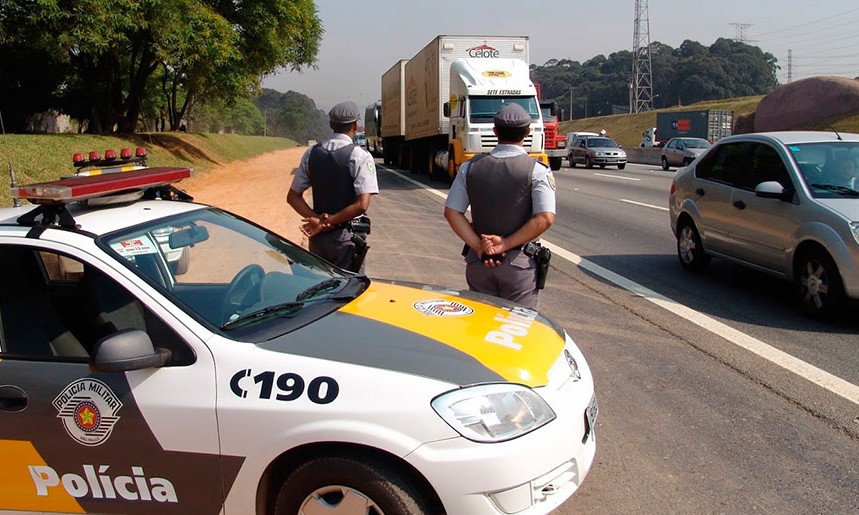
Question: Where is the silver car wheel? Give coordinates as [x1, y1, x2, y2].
[797, 249, 845, 319]
[299, 485, 383, 515]
[676, 220, 710, 271]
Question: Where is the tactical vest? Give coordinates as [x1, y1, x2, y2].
[466, 153, 534, 237]
[308, 143, 357, 215]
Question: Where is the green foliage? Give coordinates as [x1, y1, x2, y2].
[533, 39, 779, 121]
[253, 89, 330, 143]
[0, 0, 322, 134]
[560, 93, 859, 150]
[0, 132, 298, 207]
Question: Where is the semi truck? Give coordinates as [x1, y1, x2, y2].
[380, 60, 407, 166]
[381, 35, 546, 179]
[540, 99, 565, 171]
[364, 100, 383, 156]
[653, 109, 733, 146]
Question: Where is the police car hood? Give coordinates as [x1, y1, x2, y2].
[260, 280, 567, 388]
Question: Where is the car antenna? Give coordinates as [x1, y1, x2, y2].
[831, 126, 843, 141]
[0, 105, 20, 207]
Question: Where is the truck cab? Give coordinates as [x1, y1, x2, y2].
[444, 58, 546, 177]
[540, 100, 565, 171]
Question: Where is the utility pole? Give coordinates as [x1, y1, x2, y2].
[632, 0, 654, 112]
[569, 88, 573, 121]
[787, 49, 793, 83]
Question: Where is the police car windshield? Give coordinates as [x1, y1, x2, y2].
[469, 97, 538, 124]
[101, 207, 362, 338]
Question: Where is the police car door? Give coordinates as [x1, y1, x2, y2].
[0, 244, 231, 515]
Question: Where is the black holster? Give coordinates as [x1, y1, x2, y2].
[347, 215, 371, 272]
[524, 241, 551, 289]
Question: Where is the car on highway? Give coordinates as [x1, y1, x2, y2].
[353, 131, 367, 149]
[567, 135, 627, 170]
[0, 160, 597, 514]
[669, 131, 859, 319]
[660, 137, 711, 170]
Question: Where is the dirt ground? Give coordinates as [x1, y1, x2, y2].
[178, 147, 309, 248]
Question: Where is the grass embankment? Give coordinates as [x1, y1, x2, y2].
[559, 96, 859, 147]
[0, 132, 298, 207]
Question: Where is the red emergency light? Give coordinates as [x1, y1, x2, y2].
[104, 149, 117, 160]
[12, 167, 192, 205]
[88, 151, 101, 161]
[72, 153, 85, 163]
[120, 148, 132, 159]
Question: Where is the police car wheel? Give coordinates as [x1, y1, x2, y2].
[220, 264, 265, 323]
[275, 454, 432, 515]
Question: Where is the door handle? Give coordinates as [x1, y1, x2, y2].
[733, 200, 746, 210]
[0, 385, 28, 412]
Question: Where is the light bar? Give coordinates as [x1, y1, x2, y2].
[12, 167, 192, 204]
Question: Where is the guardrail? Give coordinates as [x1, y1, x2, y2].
[624, 147, 662, 166]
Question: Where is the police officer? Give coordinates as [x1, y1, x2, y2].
[443, 103, 556, 309]
[287, 101, 378, 272]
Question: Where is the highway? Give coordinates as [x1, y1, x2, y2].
[365, 160, 859, 514]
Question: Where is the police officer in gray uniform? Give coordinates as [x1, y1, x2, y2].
[444, 103, 556, 309]
[287, 101, 379, 272]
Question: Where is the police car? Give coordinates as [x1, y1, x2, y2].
[0, 156, 597, 515]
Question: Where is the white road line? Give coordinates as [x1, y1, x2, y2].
[381, 165, 859, 406]
[594, 173, 639, 181]
[543, 241, 859, 406]
[620, 198, 670, 211]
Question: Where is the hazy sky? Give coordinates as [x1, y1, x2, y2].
[261, 1, 859, 118]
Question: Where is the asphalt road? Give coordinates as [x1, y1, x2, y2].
[363, 160, 859, 514]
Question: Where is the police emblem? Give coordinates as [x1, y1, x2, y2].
[53, 378, 123, 446]
[413, 299, 474, 317]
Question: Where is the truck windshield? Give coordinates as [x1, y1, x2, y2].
[469, 97, 539, 124]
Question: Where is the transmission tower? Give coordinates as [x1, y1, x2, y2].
[632, 0, 653, 112]
[730, 22, 752, 43]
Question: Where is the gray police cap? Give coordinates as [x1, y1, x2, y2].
[329, 101, 360, 124]
[494, 103, 531, 128]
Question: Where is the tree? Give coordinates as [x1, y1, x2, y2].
[531, 39, 779, 118]
[2, 0, 322, 134]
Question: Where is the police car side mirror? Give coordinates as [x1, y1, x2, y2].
[90, 329, 171, 372]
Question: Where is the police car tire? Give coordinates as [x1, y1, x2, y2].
[274, 454, 431, 515]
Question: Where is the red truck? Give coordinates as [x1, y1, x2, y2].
[540, 99, 565, 171]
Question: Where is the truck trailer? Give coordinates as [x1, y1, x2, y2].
[381, 35, 546, 179]
[380, 60, 407, 166]
[654, 109, 733, 146]
[364, 100, 383, 156]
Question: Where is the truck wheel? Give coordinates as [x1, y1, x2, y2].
[676, 219, 710, 272]
[661, 156, 670, 171]
[549, 157, 562, 171]
[568, 155, 576, 168]
[274, 454, 431, 515]
[796, 247, 846, 320]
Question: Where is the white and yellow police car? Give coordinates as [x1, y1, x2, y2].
[0, 159, 597, 515]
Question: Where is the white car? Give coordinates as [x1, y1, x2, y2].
[0, 164, 597, 514]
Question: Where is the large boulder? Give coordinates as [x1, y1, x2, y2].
[754, 76, 859, 132]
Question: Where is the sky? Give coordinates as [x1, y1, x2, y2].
[261, 1, 859, 119]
